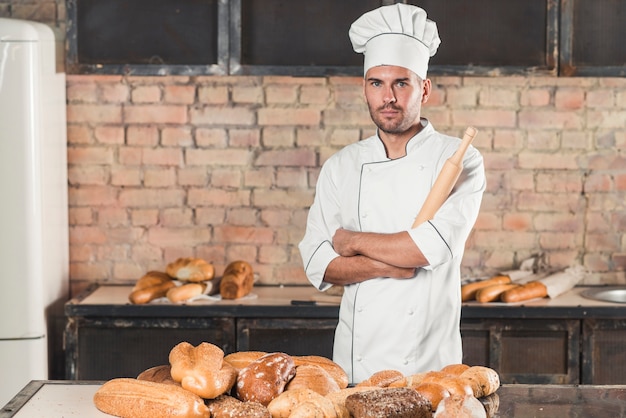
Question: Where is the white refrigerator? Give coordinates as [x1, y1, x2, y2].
[0, 18, 69, 406]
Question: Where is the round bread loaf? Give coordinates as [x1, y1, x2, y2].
[356, 369, 405, 388]
[293, 355, 349, 389]
[460, 366, 500, 398]
[166, 257, 215, 282]
[235, 352, 296, 406]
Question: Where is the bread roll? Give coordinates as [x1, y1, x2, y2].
[235, 352, 296, 406]
[289, 395, 339, 418]
[293, 355, 349, 389]
[267, 388, 323, 418]
[220, 260, 254, 299]
[475, 283, 519, 303]
[285, 364, 340, 396]
[345, 387, 432, 418]
[93, 378, 210, 418]
[421, 371, 472, 398]
[224, 350, 267, 371]
[440, 363, 470, 376]
[169, 342, 237, 399]
[460, 366, 500, 398]
[461, 275, 511, 302]
[388, 372, 427, 388]
[355, 369, 404, 388]
[136, 365, 179, 386]
[324, 386, 379, 417]
[166, 282, 207, 303]
[413, 382, 450, 411]
[129, 273, 175, 304]
[433, 394, 487, 418]
[207, 394, 270, 418]
[500, 280, 548, 303]
[166, 257, 215, 282]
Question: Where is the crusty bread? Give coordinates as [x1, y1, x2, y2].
[224, 350, 267, 371]
[413, 382, 450, 411]
[235, 352, 296, 406]
[166, 257, 215, 282]
[136, 365, 179, 386]
[356, 369, 405, 388]
[345, 387, 432, 418]
[460, 366, 500, 398]
[433, 394, 487, 418]
[129, 271, 175, 304]
[166, 282, 207, 303]
[220, 260, 254, 299]
[169, 342, 237, 399]
[440, 363, 471, 376]
[293, 355, 349, 389]
[285, 364, 340, 396]
[267, 388, 323, 418]
[93, 378, 210, 418]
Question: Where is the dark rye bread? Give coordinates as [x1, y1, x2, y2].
[346, 387, 432, 418]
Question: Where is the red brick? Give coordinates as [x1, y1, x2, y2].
[67, 82, 98, 103]
[520, 88, 551, 107]
[214, 225, 274, 244]
[68, 207, 94, 225]
[262, 127, 295, 147]
[131, 209, 159, 226]
[255, 149, 316, 167]
[518, 152, 579, 170]
[519, 109, 583, 129]
[210, 169, 242, 188]
[301, 86, 330, 104]
[148, 227, 212, 247]
[67, 125, 93, 145]
[587, 110, 626, 129]
[67, 104, 122, 124]
[196, 128, 228, 147]
[98, 208, 129, 226]
[323, 109, 372, 127]
[127, 125, 159, 146]
[186, 149, 252, 166]
[70, 226, 108, 244]
[266, 85, 298, 104]
[94, 126, 124, 144]
[188, 189, 251, 207]
[144, 168, 177, 187]
[100, 83, 129, 103]
[229, 129, 261, 147]
[178, 168, 208, 186]
[225, 245, 258, 263]
[554, 88, 584, 109]
[68, 166, 108, 186]
[259, 245, 288, 264]
[160, 208, 193, 226]
[198, 85, 229, 104]
[143, 148, 184, 166]
[258, 108, 321, 126]
[252, 189, 315, 208]
[503, 213, 532, 231]
[119, 189, 185, 207]
[132, 85, 162, 103]
[191, 106, 255, 125]
[162, 126, 193, 147]
[164, 85, 196, 104]
[124, 105, 188, 124]
[69, 186, 117, 206]
[453, 109, 516, 128]
[226, 208, 258, 226]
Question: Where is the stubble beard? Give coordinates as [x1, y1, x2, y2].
[368, 103, 420, 135]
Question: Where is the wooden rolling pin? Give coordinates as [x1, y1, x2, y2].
[412, 126, 478, 228]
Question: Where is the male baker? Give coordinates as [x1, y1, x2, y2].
[299, 4, 486, 384]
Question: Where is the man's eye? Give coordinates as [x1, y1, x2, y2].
[397, 82, 407, 87]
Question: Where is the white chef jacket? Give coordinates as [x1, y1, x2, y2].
[298, 119, 486, 384]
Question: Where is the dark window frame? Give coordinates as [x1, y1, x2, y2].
[64, 0, 626, 77]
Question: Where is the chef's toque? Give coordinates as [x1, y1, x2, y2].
[349, 3, 440, 80]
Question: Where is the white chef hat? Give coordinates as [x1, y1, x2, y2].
[349, 4, 441, 80]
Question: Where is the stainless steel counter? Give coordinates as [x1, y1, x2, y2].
[3, 381, 626, 418]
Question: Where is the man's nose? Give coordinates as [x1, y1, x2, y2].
[383, 87, 397, 104]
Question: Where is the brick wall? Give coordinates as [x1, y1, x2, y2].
[3, 3, 626, 295]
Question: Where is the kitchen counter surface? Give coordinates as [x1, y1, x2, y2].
[2, 380, 626, 417]
[65, 284, 626, 319]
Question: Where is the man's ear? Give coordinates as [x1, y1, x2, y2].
[421, 78, 432, 104]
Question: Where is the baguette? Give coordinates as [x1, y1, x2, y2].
[475, 283, 519, 303]
[461, 276, 511, 302]
[166, 282, 207, 303]
[500, 280, 548, 303]
[93, 378, 210, 418]
[129, 280, 176, 304]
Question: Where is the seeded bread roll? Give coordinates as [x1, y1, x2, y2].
[207, 394, 270, 418]
[345, 387, 432, 418]
[235, 352, 297, 406]
[93, 378, 210, 418]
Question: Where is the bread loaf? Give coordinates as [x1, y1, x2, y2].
[235, 352, 296, 406]
[345, 387, 432, 418]
[293, 355, 349, 389]
[166, 257, 215, 282]
[136, 365, 179, 386]
[475, 283, 519, 303]
[166, 282, 207, 303]
[267, 388, 325, 418]
[206, 394, 270, 418]
[440, 363, 470, 376]
[285, 364, 340, 396]
[421, 371, 472, 398]
[500, 280, 548, 303]
[220, 260, 254, 299]
[356, 369, 405, 388]
[93, 378, 210, 418]
[169, 342, 237, 399]
[413, 382, 450, 411]
[460, 366, 500, 398]
[289, 395, 339, 418]
[129, 272, 176, 304]
[324, 386, 379, 417]
[461, 275, 511, 302]
[388, 372, 427, 388]
[224, 350, 267, 371]
[433, 394, 487, 418]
